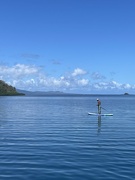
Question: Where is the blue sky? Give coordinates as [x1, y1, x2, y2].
[0, 0, 135, 93]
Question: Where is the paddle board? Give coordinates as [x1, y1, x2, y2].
[88, 112, 113, 116]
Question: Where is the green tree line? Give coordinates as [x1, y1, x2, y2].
[0, 80, 24, 96]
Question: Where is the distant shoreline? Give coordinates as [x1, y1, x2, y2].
[16, 90, 134, 97]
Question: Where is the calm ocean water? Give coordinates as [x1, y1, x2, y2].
[0, 95, 135, 180]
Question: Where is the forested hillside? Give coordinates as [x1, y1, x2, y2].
[0, 80, 24, 96]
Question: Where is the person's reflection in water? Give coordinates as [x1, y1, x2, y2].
[97, 116, 101, 134]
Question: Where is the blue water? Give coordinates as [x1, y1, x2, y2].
[0, 96, 135, 180]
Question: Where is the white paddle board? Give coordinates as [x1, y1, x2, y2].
[88, 112, 113, 116]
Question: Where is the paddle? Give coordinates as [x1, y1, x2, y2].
[101, 107, 108, 111]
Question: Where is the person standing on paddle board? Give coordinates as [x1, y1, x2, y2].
[97, 99, 101, 114]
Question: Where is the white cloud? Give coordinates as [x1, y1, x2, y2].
[0, 64, 135, 93]
[72, 68, 87, 77]
[91, 72, 106, 80]
[91, 81, 135, 92]
[0, 64, 39, 78]
[77, 79, 89, 86]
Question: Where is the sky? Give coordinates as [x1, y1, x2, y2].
[0, 0, 135, 94]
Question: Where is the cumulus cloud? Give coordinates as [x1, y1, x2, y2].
[91, 72, 106, 80]
[91, 80, 135, 92]
[0, 64, 41, 90]
[0, 64, 39, 78]
[0, 64, 86, 90]
[0, 64, 134, 93]
[77, 79, 89, 86]
[72, 68, 87, 77]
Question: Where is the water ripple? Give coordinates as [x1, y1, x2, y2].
[0, 96, 135, 179]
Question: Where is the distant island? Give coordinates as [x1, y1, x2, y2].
[17, 89, 67, 96]
[0, 80, 25, 96]
[124, 92, 129, 95]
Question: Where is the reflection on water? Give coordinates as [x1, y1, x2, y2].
[97, 116, 101, 134]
